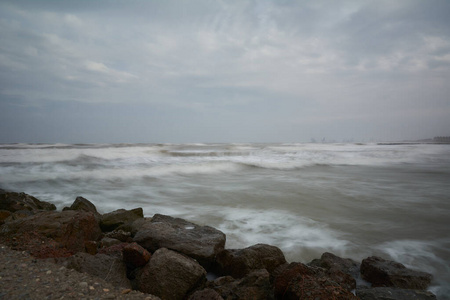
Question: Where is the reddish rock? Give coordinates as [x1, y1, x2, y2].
[273, 262, 358, 300]
[135, 248, 206, 300]
[361, 256, 432, 289]
[216, 243, 286, 278]
[133, 214, 226, 269]
[85, 240, 98, 255]
[123, 242, 151, 267]
[0, 210, 12, 225]
[0, 191, 56, 212]
[97, 242, 129, 259]
[0, 210, 101, 254]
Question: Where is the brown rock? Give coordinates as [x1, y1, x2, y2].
[135, 248, 206, 300]
[0, 210, 101, 253]
[216, 243, 286, 278]
[360, 256, 432, 289]
[188, 288, 224, 300]
[309, 252, 360, 278]
[133, 214, 226, 269]
[100, 208, 144, 232]
[357, 286, 437, 300]
[63, 196, 98, 214]
[207, 269, 274, 300]
[0, 191, 56, 212]
[122, 242, 151, 267]
[273, 262, 358, 300]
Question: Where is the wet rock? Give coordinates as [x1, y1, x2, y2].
[216, 243, 286, 278]
[357, 286, 437, 300]
[133, 214, 226, 269]
[0, 210, 101, 253]
[360, 256, 432, 289]
[135, 248, 206, 300]
[63, 196, 98, 214]
[100, 208, 144, 232]
[207, 269, 274, 300]
[0, 191, 56, 212]
[122, 242, 151, 268]
[188, 288, 224, 300]
[273, 262, 358, 300]
[55, 252, 132, 289]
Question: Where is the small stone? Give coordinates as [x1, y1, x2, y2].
[121, 289, 132, 294]
[89, 286, 95, 290]
[79, 282, 88, 289]
[103, 288, 110, 292]
[46, 270, 52, 275]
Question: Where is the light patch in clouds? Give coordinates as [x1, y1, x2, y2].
[0, 0, 449, 143]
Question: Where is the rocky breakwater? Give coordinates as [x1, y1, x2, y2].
[0, 189, 438, 300]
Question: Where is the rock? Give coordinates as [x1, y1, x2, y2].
[97, 242, 128, 259]
[309, 252, 360, 279]
[133, 214, 226, 269]
[63, 196, 98, 214]
[216, 243, 287, 278]
[357, 286, 437, 300]
[56, 252, 132, 289]
[273, 262, 358, 300]
[188, 288, 224, 300]
[84, 240, 98, 255]
[360, 256, 432, 289]
[100, 237, 122, 248]
[0, 191, 56, 212]
[0, 210, 101, 254]
[0, 210, 12, 225]
[207, 269, 274, 300]
[135, 248, 206, 300]
[100, 208, 144, 232]
[122, 242, 151, 268]
[104, 229, 132, 242]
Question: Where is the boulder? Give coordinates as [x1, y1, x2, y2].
[273, 262, 358, 300]
[135, 248, 206, 300]
[207, 269, 274, 300]
[216, 243, 287, 278]
[63, 196, 98, 214]
[309, 252, 360, 279]
[104, 229, 132, 242]
[56, 252, 132, 289]
[133, 214, 226, 268]
[122, 242, 151, 268]
[360, 256, 432, 289]
[0, 210, 101, 253]
[97, 242, 128, 259]
[357, 286, 437, 300]
[0, 191, 56, 212]
[100, 237, 122, 248]
[188, 288, 224, 300]
[100, 208, 144, 232]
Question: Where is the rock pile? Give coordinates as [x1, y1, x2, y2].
[0, 190, 437, 300]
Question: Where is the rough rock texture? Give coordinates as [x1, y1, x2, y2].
[216, 243, 287, 278]
[54, 252, 132, 289]
[207, 269, 274, 300]
[135, 248, 207, 300]
[361, 256, 432, 289]
[100, 208, 144, 232]
[357, 286, 437, 300]
[273, 262, 358, 300]
[0, 190, 56, 212]
[0, 210, 102, 253]
[309, 252, 360, 279]
[133, 214, 226, 268]
[123, 242, 151, 268]
[104, 229, 132, 242]
[63, 196, 98, 214]
[188, 288, 224, 300]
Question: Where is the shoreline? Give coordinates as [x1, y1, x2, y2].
[0, 190, 439, 299]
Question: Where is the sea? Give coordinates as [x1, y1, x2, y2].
[1, 142, 449, 298]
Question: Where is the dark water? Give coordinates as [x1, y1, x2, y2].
[1, 143, 449, 298]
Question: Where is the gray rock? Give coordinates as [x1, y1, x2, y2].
[216, 243, 286, 278]
[63, 196, 98, 214]
[309, 252, 360, 279]
[100, 208, 144, 232]
[361, 256, 432, 289]
[133, 214, 226, 269]
[135, 248, 206, 300]
[357, 286, 437, 300]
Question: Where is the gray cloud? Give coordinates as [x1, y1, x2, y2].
[1, 0, 449, 143]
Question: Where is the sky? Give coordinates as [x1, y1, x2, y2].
[0, 0, 449, 143]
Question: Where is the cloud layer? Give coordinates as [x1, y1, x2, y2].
[1, 0, 449, 143]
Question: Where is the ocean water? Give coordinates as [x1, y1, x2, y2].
[1, 143, 449, 298]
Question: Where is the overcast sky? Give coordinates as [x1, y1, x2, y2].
[1, 0, 449, 143]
